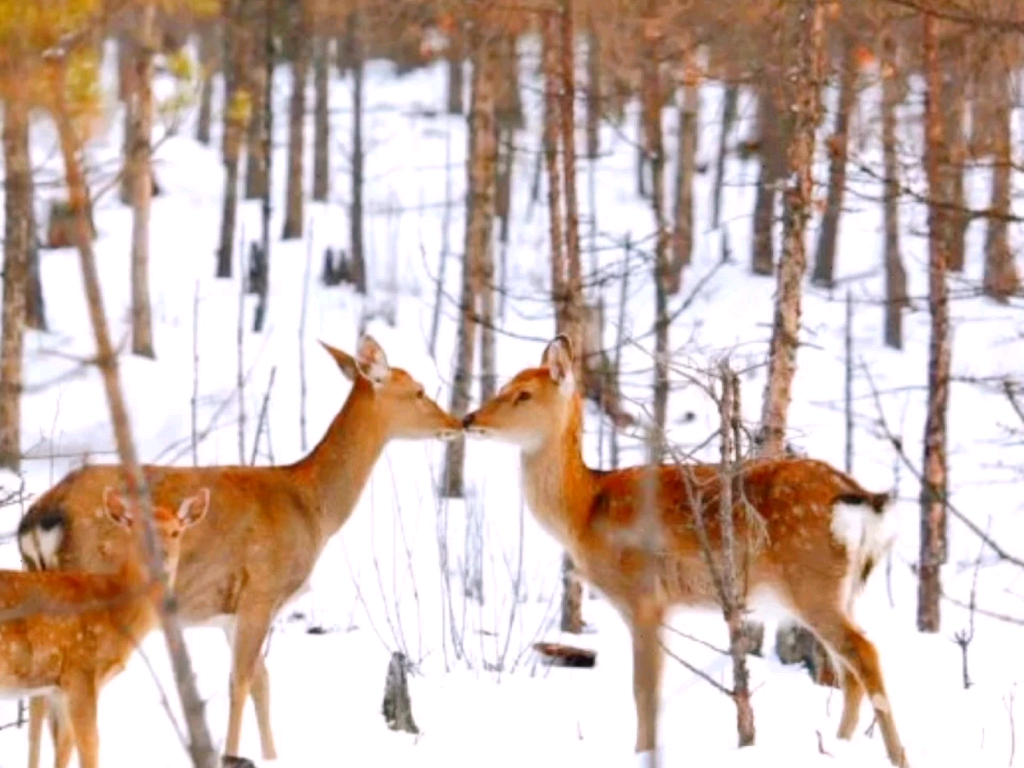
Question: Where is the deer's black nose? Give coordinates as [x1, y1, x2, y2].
[462, 412, 476, 428]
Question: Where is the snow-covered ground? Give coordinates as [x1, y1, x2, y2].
[0, 37, 1021, 768]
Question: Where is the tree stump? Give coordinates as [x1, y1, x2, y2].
[775, 622, 840, 688]
[381, 651, 419, 734]
[45, 200, 96, 249]
[533, 641, 597, 669]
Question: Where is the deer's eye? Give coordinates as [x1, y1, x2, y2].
[514, 391, 532, 404]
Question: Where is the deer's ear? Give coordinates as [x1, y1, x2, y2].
[101, 486, 133, 530]
[541, 335, 576, 396]
[319, 340, 360, 382]
[178, 487, 211, 528]
[354, 334, 390, 387]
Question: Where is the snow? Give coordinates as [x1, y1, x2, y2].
[0, 36, 1022, 768]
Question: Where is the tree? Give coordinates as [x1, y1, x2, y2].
[282, 0, 311, 239]
[880, 29, 908, 350]
[311, 33, 331, 201]
[128, 0, 157, 358]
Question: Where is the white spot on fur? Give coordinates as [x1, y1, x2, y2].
[871, 693, 890, 713]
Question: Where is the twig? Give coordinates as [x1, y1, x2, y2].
[236, 221, 247, 464]
[299, 223, 314, 453]
[191, 279, 200, 467]
[249, 366, 277, 466]
[658, 639, 734, 697]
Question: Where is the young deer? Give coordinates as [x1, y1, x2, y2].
[17, 335, 461, 761]
[4, 486, 210, 768]
[462, 336, 909, 767]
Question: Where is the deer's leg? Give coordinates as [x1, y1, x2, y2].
[629, 601, 665, 757]
[51, 695, 74, 768]
[224, 606, 275, 757]
[811, 616, 908, 768]
[250, 655, 278, 759]
[836, 659, 865, 739]
[63, 678, 99, 768]
[26, 696, 46, 768]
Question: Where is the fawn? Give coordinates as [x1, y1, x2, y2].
[4, 486, 210, 768]
[17, 335, 461, 760]
[462, 335, 908, 767]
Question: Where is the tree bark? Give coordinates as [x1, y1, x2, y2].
[918, 9, 950, 634]
[812, 31, 858, 288]
[759, 0, 824, 456]
[446, 18, 463, 115]
[982, 73, 1019, 303]
[0, 91, 31, 471]
[881, 34, 907, 350]
[129, 1, 157, 359]
[282, 0, 310, 240]
[196, 24, 217, 145]
[669, 45, 699, 293]
[118, 34, 138, 205]
[711, 75, 738, 230]
[243, 16, 268, 202]
[584, 23, 600, 161]
[442, 15, 497, 499]
[217, 0, 252, 278]
[349, 7, 367, 294]
[751, 86, 786, 276]
[542, 18, 566, 326]
[940, 62, 967, 273]
[312, 35, 330, 202]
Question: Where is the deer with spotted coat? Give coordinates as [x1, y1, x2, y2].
[16, 335, 461, 761]
[3, 487, 209, 768]
[462, 335, 909, 767]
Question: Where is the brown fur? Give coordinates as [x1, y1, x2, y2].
[463, 335, 909, 767]
[17, 336, 461, 761]
[8, 488, 209, 768]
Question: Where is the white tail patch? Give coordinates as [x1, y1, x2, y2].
[830, 500, 899, 613]
[19, 523, 65, 571]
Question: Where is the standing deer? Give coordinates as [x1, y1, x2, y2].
[461, 335, 909, 767]
[4, 486, 210, 768]
[17, 335, 461, 761]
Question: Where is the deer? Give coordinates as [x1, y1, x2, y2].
[3, 486, 210, 768]
[16, 335, 462, 762]
[461, 335, 909, 768]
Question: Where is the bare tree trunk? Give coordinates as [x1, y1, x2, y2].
[217, 0, 251, 279]
[983, 73, 1019, 303]
[812, 31, 858, 288]
[253, 0, 274, 333]
[751, 86, 785, 276]
[941, 65, 967, 273]
[495, 31, 523, 131]
[118, 34, 138, 205]
[282, 0, 310, 240]
[881, 34, 907, 350]
[129, 1, 157, 359]
[349, 7, 367, 294]
[243, 53, 268, 201]
[760, 0, 824, 456]
[196, 24, 217, 145]
[585, 23, 600, 161]
[712, 75, 738, 230]
[442, 15, 497, 499]
[312, 35, 330, 202]
[446, 19, 464, 115]
[0, 91, 30, 471]
[918, 10, 950, 633]
[542, 18, 566, 324]
[53, 76, 219, 768]
[669, 45, 699, 293]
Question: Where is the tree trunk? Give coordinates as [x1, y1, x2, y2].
[812, 31, 858, 288]
[312, 35, 330, 202]
[751, 87, 786, 276]
[495, 31, 523, 132]
[542, 19, 566, 325]
[760, 0, 824, 456]
[244, 26, 268, 202]
[442, 15, 497, 499]
[283, 0, 310, 240]
[446, 19, 464, 115]
[982, 74, 1019, 303]
[217, 0, 252, 279]
[129, 1, 157, 359]
[585, 24, 600, 161]
[669, 47, 699, 293]
[0, 92, 31, 471]
[196, 24, 217, 145]
[253, 0, 274, 333]
[349, 8, 367, 294]
[941, 66, 967, 273]
[918, 10, 950, 633]
[712, 76, 738, 230]
[881, 34, 907, 350]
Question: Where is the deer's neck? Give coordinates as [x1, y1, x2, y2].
[519, 400, 597, 548]
[111, 560, 165, 639]
[293, 382, 389, 539]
